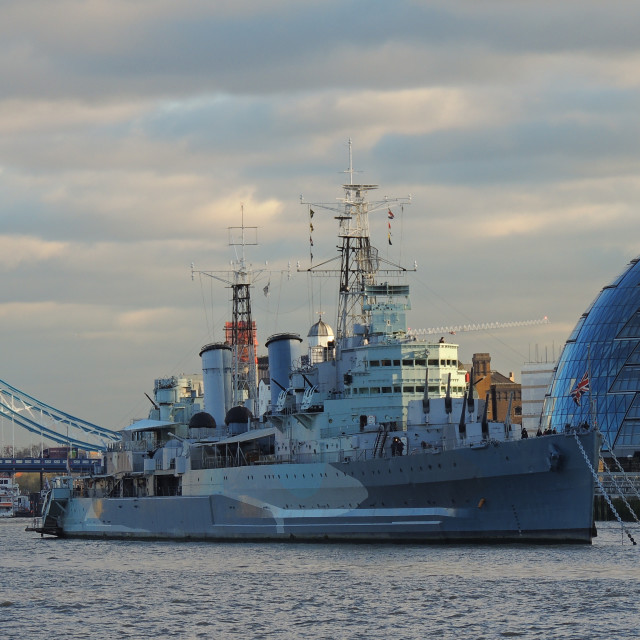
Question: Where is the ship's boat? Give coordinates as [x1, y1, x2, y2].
[35, 148, 601, 542]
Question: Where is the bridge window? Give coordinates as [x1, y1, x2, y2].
[403, 360, 413, 366]
[381, 359, 391, 366]
[370, 360, 380, 367]
[415, 359, 426, 367]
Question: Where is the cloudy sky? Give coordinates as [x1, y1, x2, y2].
[2, 0, 640, 445]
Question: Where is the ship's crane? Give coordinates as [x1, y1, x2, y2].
[407, 317, 549, 337]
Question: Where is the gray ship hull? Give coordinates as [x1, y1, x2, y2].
[52, 431, 599, 543]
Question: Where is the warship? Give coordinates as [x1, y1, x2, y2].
[35, 148, 601, 542]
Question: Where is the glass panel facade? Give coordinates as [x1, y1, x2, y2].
[616, 311, 640, 339]
[541, 256, 640, 454]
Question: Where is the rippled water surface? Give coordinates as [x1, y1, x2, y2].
[1, 519, 639, 639]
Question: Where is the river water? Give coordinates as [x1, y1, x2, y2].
[1, 518, 638, 639]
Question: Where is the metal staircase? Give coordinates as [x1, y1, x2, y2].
[373, 424, 389, 458]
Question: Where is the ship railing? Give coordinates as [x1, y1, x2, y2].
[108, 440, 155, 453]
[69, 485, 119, 498]
[194, 455, 225, 469]
[154, 486, 182, 497]
[293, 447, 436, 464]
[191, 445, 453, 468]
[50, 476, 74, 490]
[294, 451, 343, 464]
[254, 454, 277, 464]
[195, 453, 251, 470]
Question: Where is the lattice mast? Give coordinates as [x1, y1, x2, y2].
[192, 207, 259, 413]
[337, 145, 380, 341]
[302, 140, 411, 341]
[229, 213, 258, 411]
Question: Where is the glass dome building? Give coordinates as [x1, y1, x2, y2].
[541, 257, 640, 456]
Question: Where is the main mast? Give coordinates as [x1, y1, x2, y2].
[303, 139, 411, 342]
[336, 145, 380, 340]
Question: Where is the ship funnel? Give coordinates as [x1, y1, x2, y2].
[265, 333, 302, 413]
[200, 343, 233, 426]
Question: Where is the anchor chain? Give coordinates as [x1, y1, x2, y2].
[573, 431, 637, 546]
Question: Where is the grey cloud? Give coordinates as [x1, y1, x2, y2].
[374, 109, 640, 186]
[3, 1, 640, 101]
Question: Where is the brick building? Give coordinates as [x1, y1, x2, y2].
[470, 353, 522, 426]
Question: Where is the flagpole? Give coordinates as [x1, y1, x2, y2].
[587, 344, 596, 431]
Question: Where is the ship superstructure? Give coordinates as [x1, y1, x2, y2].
[35, 149, 601, 543]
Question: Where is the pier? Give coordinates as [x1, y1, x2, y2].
[594, 472, 640, 522]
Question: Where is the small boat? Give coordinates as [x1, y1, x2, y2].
[0, 473, 20, 518]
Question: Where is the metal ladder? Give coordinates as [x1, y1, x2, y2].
[373, 424, 389, 459]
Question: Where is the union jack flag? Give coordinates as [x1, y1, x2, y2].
[571, 372, 590, 405]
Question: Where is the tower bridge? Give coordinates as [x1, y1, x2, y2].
[0, 378, 121, 456]
[0, 457, 101, 474]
